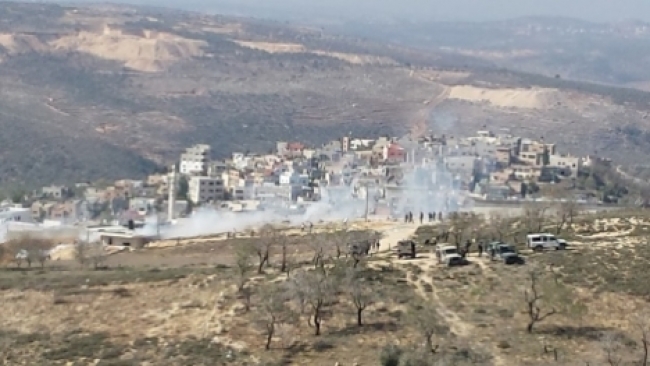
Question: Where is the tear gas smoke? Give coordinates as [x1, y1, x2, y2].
[388, 162, 473, 218]
[136, 185, 369, 239]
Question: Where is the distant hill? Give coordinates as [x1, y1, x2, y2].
[328, 16, 650, 87]
[1, 2, 650, 187]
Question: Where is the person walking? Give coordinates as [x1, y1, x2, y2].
[420, 212, 424, 224]
[477, 241, 483, 258]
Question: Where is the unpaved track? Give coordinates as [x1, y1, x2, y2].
[374, 222, 507, 366]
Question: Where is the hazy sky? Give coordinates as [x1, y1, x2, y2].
[35, 0, 650, 22]
[92, 0, 650, 22]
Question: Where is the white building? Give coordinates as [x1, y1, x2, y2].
[231, 186, 255, 201]
[549, 154, 583, 174]
[0, 207, 34, 224]
[180, 144, 211, 175]
[188, 176, 226, 204]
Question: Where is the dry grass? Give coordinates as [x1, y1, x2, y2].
[2, 214, 650, 365]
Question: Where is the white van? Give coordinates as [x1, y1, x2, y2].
[526, 233, 566, 251]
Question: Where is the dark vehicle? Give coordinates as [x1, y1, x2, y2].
[397, 240, 416, 259]
[487, 241, 525, 265]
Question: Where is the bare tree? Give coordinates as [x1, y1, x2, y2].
[406, 300, 448, 353]
[74, 241, 107, 270]
[0, 244, 5, 266]
[289, 269, 338, 336]
[524, 269, 557, 333]
[523, 204, 549, 233]
[247, 224, 277, 274]
[330, 229, 350, 259]
[448, 213, 475, 249]
[278, 233, 293, 273]
[307, 233, 330, 270]
[489, 211, 511, 241]
[73, 240, 87, 267]
[254, 283, 297, 350]
[600, 332, 622, 366]
[556, 199, 581, 235]
[9, 236, 53, 269]
[634, 314, 650, 366]
[345, 267, 375, 326]
[87, 242, 108, 270]
[234, 245, 254, 293]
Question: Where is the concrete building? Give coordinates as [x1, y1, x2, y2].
[100, 232, 156, 248]
[208, 161, 228, 177]
[518, 151, 544, 166]
[512, 165, 542, 181]
[188, 176, 226, 204]
[129, 197, 157, 215]
[230, 186, 255, 201]
[549, 154, 583, 175]
[180, 144, 210, 175]
[42, 185, 69, 199]
[444, 156, 478, 177]
[255, 184, 295, 202]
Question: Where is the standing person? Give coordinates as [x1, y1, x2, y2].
[309, 222, 314, 233]
[409, 211, 414, 223]
[478, 241, 484, 258]
[420, 212, 424, 224]
[404, 213, 408, 223]
[465, 239, 472, 256]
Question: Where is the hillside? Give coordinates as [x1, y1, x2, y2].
[3, 212, 650, 365]
[1, 2, 650, 186]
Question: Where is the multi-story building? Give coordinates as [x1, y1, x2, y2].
[549, 154, 583, 175]
[208, 161, 228, 177]
[42, 185, 69, 199]
[180, 144, 210, 175]
[188, 176, 225, 204]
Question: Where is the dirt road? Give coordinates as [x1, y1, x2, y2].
[373, 221, 507, 366]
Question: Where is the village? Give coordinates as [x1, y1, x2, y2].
[2, 129, 650, 366]
[0, 129, 609, 244]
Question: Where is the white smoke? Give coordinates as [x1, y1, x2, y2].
[134, 185, 368, 239]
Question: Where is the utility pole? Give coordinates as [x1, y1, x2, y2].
[362, 183, 370, 222]
[156, 209, 160, 238]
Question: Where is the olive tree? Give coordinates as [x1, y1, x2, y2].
[234, 245, 254, 293]
[524, 269, 560, 333]
[8, 235, 53, 269]
[247, 224, 277, 274]
[254, 283, 297, 350]
[288, 269, 338, 336]
[344, 267, 375, 326]
[74, 241, 108, 270]
[406, 300, 449, 353]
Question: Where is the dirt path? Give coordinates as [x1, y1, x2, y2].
[374, 223, 507, 366]
[408, 84, 451, 138]
[377, 223, 420, 253]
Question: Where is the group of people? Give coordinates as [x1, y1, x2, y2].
[456, 239, 503, 259]
[404, 211, 446, 224]
[300, 222, 314, 233]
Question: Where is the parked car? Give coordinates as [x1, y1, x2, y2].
[397, 240, 417, 259]
[486, 241, 525, 265]
[526, 233, 566, 251]
[435, 244, 467, 266]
